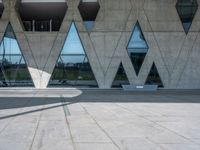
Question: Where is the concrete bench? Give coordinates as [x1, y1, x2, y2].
[122, 85, 158, 91]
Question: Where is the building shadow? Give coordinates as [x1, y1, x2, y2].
[0, 89, 200, 120]
[0, 89, 199, 109]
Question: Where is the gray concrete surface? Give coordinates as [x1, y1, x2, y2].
[0, 89, 200, 150]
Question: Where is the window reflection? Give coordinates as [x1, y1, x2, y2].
[112, 63, 129, 88]
[0, 24, 34, 87]
[127, 21, 148, 75]
[145, 63, 164, 88]
[49, 22, 98, 87]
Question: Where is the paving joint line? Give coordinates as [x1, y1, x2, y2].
[61, 96, 71, 116]
[115, 103, 200, 146]
[61, 96, 76, 150]
[29, 98, 47, 150]
[0, 97, 33, 135]
[145, 137, 168, 150]
[80, 103, 122, 150]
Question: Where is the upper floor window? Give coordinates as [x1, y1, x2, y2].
[78, 0, 100, 31]
[17, 0, 67, 32]
[176, 0, 198, 34]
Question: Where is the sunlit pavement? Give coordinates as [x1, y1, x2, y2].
[0, 89, 200, 150]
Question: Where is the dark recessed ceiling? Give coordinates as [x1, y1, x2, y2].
[18, 2, 67, 21]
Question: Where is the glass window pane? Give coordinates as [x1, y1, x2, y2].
[127, 22, 148, 75]
[0, 23, 34, 87]
[112, 63, 129, 88]
[49, 22, 98, 88]
[176, 0, 198, 34]
[145, 63, 164, 88]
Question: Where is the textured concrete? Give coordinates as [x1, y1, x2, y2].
[0, 0, 200, 89]
[0, 90, 200, 150]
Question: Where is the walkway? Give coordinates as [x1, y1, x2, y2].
[0, 89, 200, 150]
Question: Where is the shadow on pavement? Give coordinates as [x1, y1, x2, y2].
[0, 89, 199, 109]
[0, 90, 200, 120]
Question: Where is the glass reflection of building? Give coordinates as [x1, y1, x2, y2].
[0, 23, 34, 87]
[49, 22, 98, 87]
[112, 63, 129, 88]
[145, 63, 164, 88]
[127, 22, 164, 88]
[127, 21, 148, 76]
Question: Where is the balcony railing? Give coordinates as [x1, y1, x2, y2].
[23, 20, 61, 32]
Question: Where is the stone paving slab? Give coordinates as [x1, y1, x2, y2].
[0, 90, 200, 150]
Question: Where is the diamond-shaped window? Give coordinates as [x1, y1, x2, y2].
[0, 23, 34, 87]
[127, 21, 149, 76]
[48, 22, 98, 88]
[78, 0, 100, 31]
[176, 0, 198, 34]
[18, 1, 67, 31]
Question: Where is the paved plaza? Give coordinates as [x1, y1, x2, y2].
[0, 89, 200, 150]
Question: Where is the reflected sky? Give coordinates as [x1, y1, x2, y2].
[1, 21, 149, 64]
[0, 22, 86, 64]
[0, 37, 21, 55]
[128, 22, 148, 53]
[0, 36, 24, 64]
[62, 22, 85, 55]
[59, 22, 86, 64]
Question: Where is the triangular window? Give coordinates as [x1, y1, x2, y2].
[112, 63, 129, 88]
[0, 23, 34, 87]
[49, 22, 98, 87]
[145, 63, 164, 88]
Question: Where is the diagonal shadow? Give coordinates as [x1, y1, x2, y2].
[0, 100, 79, 120]
[0, 90, 200, 119]
[0, 90, 200, 110]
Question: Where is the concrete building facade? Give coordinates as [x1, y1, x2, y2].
[0, 0, 200, 89]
